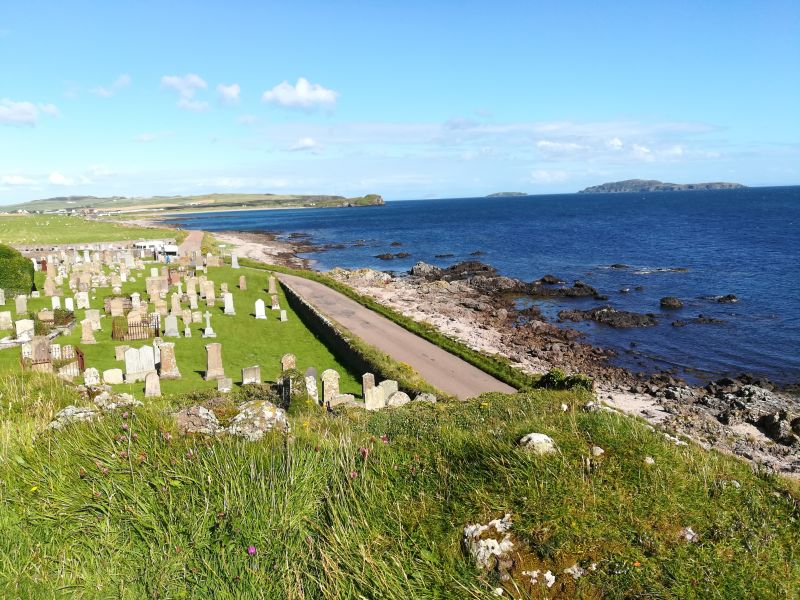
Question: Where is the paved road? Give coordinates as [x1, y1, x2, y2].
[178, 230, 204, 257]
[277, 272, 516, 400]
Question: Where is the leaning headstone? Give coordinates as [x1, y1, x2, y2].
[281, 353, 296, 372]
[163, 314, 180, 338]
[231, 253, 240, 269]
[238, 275, 246, 290]
[242, 365, 261, 385]
[204, 343, 225, 380]
[144, 372, 161, 398]
[223, 292, 235, 316]
[84, 367, 100, 387]
[279, 310, 288, 322]
[254, 299, 267, 320]
[80, 319, 97, 344]
[158, 342, 181, 379]
[305, 367, 319, 404]
[321, 369, 340, 405]
[102, 368, 124, 385]
[15, 295, 27, 315]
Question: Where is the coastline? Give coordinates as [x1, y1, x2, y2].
[213, 228, 800, 475]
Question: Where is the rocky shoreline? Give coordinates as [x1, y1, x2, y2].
[211, 230, 800, 475]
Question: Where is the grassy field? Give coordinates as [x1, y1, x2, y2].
[0, 374, 798, 597]
[0, 215, 176, 245]
[0, 264, 361, 399]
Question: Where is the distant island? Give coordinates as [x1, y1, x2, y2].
[4, 193, 385, 216]
[579, 179, 747, 193]
[486, 192, 528, 197]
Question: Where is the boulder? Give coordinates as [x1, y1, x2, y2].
[386, 391, 411, 407]
[463, 514, 515, 581]
[227, 400, 290, 441]
[414, 393, 437, 403]
[93, 392, 142, 412]
[519, 432, 557, 455]
[174, 405, 223, 436]
[48, 405, 99, 430]
[660, 296, 683, 309]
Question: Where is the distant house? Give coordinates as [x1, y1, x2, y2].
[134, 240, 178, 259]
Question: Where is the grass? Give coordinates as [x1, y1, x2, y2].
[0, 374, 798, 598]
[239, 258, 540, 391]
[0, 215, 175, 245]
[0, 264, 361, 399]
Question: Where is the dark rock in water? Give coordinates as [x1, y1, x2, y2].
[594, 294, 609, 301]
[558, 305, 657, 328]
[672, 320, 687, 327]
[717, 294, 738, 303]
[434, 253, 455, 258]
[411, 261, 496, 281]
[390, 241, 403, 247]
[660, 296, 684, 309]
[537, 274, 564, 285]
[635, 286, 645, 292]
[469, 250, 485, 256]
[692, 314, 725, 325]
[610, 263, 629, 269]
[526, 280, 599, 299]
[376, 252, 411, 260]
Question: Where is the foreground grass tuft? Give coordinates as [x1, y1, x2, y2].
[0, 373, 798, 598]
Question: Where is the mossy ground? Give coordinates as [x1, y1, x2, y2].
[0, 371, 798, 598]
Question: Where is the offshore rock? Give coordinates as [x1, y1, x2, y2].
[558, 305, 657, 328]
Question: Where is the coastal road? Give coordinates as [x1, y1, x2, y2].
[179, 230, 204, 257]
[276, 273, 516, 400]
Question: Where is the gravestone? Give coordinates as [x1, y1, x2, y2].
[31, 336, 51, 362]
[80, 319, 96, 344]
[124, 346, 156, 383]
[231, 253, 240, 269]
[37, 309, 54, 323]
[131, 292, 140, 306]
[63, 345, 75, 359]
[223, 292, 235, 316]
[75, 292, 90, 309]
[220, 283, 229, 295]
[44, 278, 56, 297]
[64, 297, 74, 312]
[281, 353, 296, 372]
[158, 342, 181, 379]
[15, 295, 27, 315]
[204, 343, 225, 380]
[51, 296, 62, 310]
[378, 380, 399, 402]
[321, 369, 340, 405]
[170, 293, 181, 315]
[202, 311, 216, 337]
[50, 343, 61, 360]
[254, 299, 267, 320]
[189, 294, 198, 310]
[268, 276, 277, 294]
[0, 289, 5, 305]
[144, 372, 161, 398]
[181, 309, 192, 328]
[280, 310, 288, 322]
[242, 365, 261, 385]
[154, 300, 168, 316]
[192, 311, 203, 324]
[362, 373, 376, 394]
[305, 367, 319, 404]
[85, 309, 101, 330]
[0, 311, 12, 329]
[103, 368, 124, 385]
[365, 387, 386, 411]
[163, 314, 180, 337]
[217, 377, 233, 393]
[271, 295, 280, 310]
[114, 345, 130, 361]
[84, 367, 100, 387]
[150, 267, 159, 278]
[110, 297, 125, 317]
[127, 310, 141, 326]
[238, 275, 246, 290]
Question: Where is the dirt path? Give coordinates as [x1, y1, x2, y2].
[179, 230, 204, 257]
[276, 273, 516, 400]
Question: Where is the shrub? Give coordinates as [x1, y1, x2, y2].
[536, 368, 593, 391]
[0, 243, 34, 296]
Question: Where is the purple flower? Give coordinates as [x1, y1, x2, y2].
[247, 545, 256, 556]
[358, 447, 370, 460]
[349, 471, 359, 480]
[121, 422, 129, 431]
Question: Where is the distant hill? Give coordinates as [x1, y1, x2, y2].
[4, 193, 384, 215]
[579, 179, 747, 193]
[486, 192, 528, 197]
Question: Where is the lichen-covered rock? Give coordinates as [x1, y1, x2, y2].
[519, 433, 557, 455]
[174, 405, 223, 436]
[48, 405, 99, 430]
[93, 392, 142, 412]
[227, 400, 290, 441]
[463, 513, 515, 581]
[414, 393, 437, 403]
[386, 391, 411, 407]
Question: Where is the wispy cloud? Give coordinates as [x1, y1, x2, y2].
[0, 99, 59, 126]
[289, 137, 321, 153]
[217, 83, 240, 105]
[161, 73, 208, 110]
[90, 74, 131, 97]
[262, 77, 338, 110]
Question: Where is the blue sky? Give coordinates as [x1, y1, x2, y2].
[1, 0, 798, 203]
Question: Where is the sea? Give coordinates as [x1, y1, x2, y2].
[166, 186, 800, 385]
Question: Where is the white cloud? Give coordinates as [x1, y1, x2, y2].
[217, 83, 240, 105]
[1, 174, 36, 185]
[48, 171, 76, 186]
[176, 98, 209, 112]
[90, 74, 131, 97]
[530, 169, 570, 184]
[290, 137, 321, 153]
[0, 99, 59, 126]
[262, 77, 338, 110]
[632, 144, 655, 161]
[607, 137, 623, 150]
[161, 73, 207, 98]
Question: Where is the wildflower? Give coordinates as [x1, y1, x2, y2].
[121, 411, 129, 419]
[121, 422, 129, 431]
[380, 434, 389, 444]
[247, 545, 256, 556]
[162, 431, 173, 442]
[349, 471, 359, 480]
[358, 447, 369, 460]
[119, 450, 128, 460]
[633, 561, 641, 567]
[480, 402, 489, 408]
[79, 467, 87, 478]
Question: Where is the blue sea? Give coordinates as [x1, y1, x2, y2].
[167, 187, 800, 384]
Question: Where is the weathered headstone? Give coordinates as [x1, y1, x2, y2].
[0, 311, 13, 329]
[163, 314, 180, 337]
[223, 292, 236, 315]
[50, 343, 61, 360]
[103, 368, 124, 385]
[231, 253, 240, 269]
[242, 365, 261, 385]
[64, 297, 74, 312]
[204, 343, 225, 380]
[124, 345, 156, 383]
[281, 353, 296, 372]
[144, 372, 161, 398]
[0, 289, 5, 305]
[362, 373, 376, 394]
[189, 294, 198, 310]
[279, 310, 288, 322]
[15, 295, 27, 315]
[365, 387, 386, 411]
[378, 380, 399, 401]
[217, 377, 233, 393]
[158, 342, 181, 379]
[131, 292, 141, 306]
[80, 319, 97, 344]
[268, 276, 277, 294]
[110, 297, 125, 317]
[321, 369, 340, 405]
[84, 367, 100, 387]
[75, 292, 90, 309]
[43, 278, 56, 297]
[254, 299, 267, 320]
[271, 295, 280, 310]
[127, 310, 142, 326]
[51, 296, 62, 310]
[305, 367, 319, 404]
[202, 311, 216, 338]
[238, 275, 246, 290]
[170, 293, 181, 315]
[114, 345, 130, 361]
